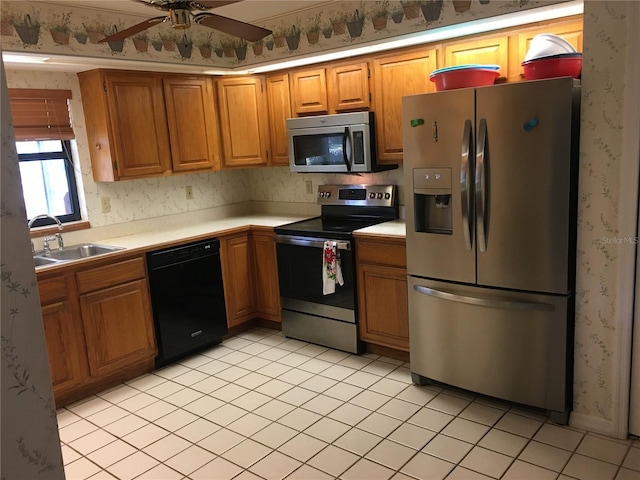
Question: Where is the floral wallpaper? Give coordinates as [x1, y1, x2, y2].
[572, 0, 633, 431]
[0, 0, 566, 69]
[0, 61, 65, 479]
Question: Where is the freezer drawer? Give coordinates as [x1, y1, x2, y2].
[408, 277, 571, 414]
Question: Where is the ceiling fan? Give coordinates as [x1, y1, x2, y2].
[99, 0, 272, 44]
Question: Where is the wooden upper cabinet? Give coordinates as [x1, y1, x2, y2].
[291, 68, 328, 114]
[217, 76, 270, 168]
[328, 61, 370, 112]
[163, 76, 220, 172]
[517, 17, 583, 77]
[78, 70, 172, 181]
[372, 47, 437, 164]
[444, 34, 509, 77]
[266, 73, 292, 166]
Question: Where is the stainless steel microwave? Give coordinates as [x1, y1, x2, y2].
[286, 112, 397, 173]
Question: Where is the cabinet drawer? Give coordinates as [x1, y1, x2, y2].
[38, 275, 69, 304]
[357, 239, 406, 267]
[76, 257, 146, 294]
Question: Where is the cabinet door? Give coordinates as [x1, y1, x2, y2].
[266, 74, 292, 166]
[104, 72, 172, 178]
[372, 48, 437, 164]
[252, 231, 281, 321]
[163, 76, 221, 172]
[358, 264, 409, 351]
[217, 77, 270, 168]
[291, 68, 328, 114]
[42, 300, 87, 397]
[220, 233, 255, 327]
[329, 61, 370, 112]
[444, 34, 509, 77]
[80, 279, 156, 377]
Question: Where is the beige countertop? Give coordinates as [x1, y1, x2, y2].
[353, 220, 406, 238]
[35, 214, 406, 273]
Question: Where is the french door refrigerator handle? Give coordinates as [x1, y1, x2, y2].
[413, 284, 555, 311]
[476, 118, 488, 252]
[460, 119, 473, 251]
[342, 126, 352, 172]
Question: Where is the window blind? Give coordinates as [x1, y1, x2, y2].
[8, 88, 74, 141]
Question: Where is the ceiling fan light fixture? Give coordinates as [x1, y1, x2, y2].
[170, 9, 191, 29]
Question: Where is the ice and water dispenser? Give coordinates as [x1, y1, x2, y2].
[413, 168, 452, 234]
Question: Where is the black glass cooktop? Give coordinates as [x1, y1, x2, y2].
[275, 216, 389, 240]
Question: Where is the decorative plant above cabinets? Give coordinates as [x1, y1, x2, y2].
[1, 0, 569, 70]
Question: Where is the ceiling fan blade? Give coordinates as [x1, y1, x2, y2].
[194, 13, 272, 42]
[98, 16, 166, 43]
[131, 0, 170, 11]
[192, 1, 243, 9]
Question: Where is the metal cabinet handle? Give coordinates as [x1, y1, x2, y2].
[413, 284, 554, 311]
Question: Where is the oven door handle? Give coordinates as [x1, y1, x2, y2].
[275, 235, 351, 251]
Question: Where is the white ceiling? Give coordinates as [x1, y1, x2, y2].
[36, 0, 333, 24]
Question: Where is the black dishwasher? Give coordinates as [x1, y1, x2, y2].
[147, 238, 227, 367]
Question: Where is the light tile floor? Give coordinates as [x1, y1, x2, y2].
[59, 328, 640, 480]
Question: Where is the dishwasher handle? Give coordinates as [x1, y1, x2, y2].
[275, 234, 351, 251]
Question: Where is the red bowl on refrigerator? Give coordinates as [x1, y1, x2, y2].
[429, 68, 500, 91]
[521, 55, 582, 80]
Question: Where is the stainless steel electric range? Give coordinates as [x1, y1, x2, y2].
[274, 184, 398, 353]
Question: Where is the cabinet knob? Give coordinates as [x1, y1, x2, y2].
[95, 143, 102, 150]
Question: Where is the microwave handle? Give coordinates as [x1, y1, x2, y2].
[342, 127, 352, 172]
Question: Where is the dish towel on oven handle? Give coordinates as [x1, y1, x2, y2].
[323, 240, 344, 295]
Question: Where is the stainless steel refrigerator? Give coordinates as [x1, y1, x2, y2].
[403, 77, 580, 424]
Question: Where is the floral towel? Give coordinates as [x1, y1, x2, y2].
[322, 240, 344, 295]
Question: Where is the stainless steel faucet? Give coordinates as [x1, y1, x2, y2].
[28, 214, 64, 252]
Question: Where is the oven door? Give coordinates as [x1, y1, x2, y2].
[275, 234, 360, 352]
[275, 235, 355, 322]
[288, 124, 371, 173]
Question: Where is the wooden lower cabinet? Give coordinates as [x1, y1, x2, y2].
[220, 228, 282, 329]
[356, 236, 409, 351]
[252, 230, 281, 321]
[39, 273, 87, 401]
[37, 254, 156, 407]
[220, 231, 256, 327]
[79, 279, 156, 378]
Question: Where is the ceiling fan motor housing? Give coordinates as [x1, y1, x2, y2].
[170, 9, 191, 29]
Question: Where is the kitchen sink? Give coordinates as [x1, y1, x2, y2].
[34, 243, 124, 265]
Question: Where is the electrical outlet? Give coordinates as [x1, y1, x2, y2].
[185, 185, 194, 200]
[100, 196, 111, 213]
[305, 180, 313, 195]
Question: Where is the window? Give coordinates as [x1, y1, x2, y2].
[8, 88, 81, 227]
[17, 140, 81, 226]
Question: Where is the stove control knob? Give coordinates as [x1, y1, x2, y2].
[384, 193, 391, 199]
[319, 192, 325, 197]
[325, 192, 331, 198]
[377, 192, 383, 199]
[369, 192, 375, 199]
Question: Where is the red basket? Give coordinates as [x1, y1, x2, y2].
[430, 68, 500, 91]
[521, 56, 582, 80]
